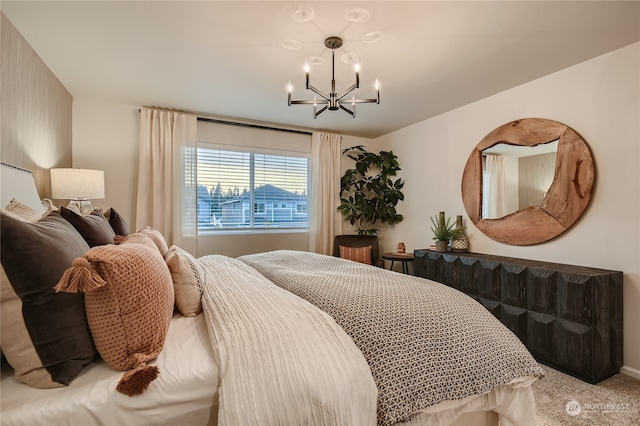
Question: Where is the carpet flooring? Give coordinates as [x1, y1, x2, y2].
[533, 364, 640, 425]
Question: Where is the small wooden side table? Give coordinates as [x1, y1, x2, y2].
[382, 252, 414, 274]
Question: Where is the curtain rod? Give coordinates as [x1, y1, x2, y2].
[196, 117, 311, 136]
[138, 107, 312, 136]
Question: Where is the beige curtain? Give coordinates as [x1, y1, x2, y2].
[483, 154, 507, 219]
[308, 132, 343, 255]
[136, 108, 197, 255]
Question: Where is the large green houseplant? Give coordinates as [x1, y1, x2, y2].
[338, 145, 404, 235]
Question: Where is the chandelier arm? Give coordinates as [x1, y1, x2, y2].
[306, 83, 330, 101]
[338, 104, 356, 118]
[314, 105, 329, 118]
[345, 98, 379, 104]
[290, 99, 328, 105]
[337, 83, 358, 101]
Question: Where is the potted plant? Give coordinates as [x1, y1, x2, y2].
[430, 211, 461, 252]
[338, 145, 404, 235]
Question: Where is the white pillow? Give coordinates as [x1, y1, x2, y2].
[4, 199, 42, 222]
[165, 245, 204, 317]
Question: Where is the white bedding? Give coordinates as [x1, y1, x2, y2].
[1, 313, 219, 426]
[199, 254, 378, 426]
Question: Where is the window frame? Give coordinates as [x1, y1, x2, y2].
[196, 143, 310, 234]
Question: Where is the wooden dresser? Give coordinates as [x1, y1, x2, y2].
[413, 250, 623, 383]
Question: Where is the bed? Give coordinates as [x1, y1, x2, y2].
[0, 162, 544, 426]
[1, 314, 219, 426]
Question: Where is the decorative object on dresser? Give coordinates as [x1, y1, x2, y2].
[429, 211, 457, 252]
[450, 215, 469, 252]
[50, 168, 105, 215]
[461, 118, 594, 245]
[338, 145, 404, 235]
[413, 250, 622, 384]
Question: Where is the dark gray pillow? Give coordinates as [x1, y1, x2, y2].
[106, 207, 130, 236]
[0, 211, 96, 388]
[59, 206, 116, 247]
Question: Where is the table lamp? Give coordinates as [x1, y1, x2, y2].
[50, 168, 105, 215]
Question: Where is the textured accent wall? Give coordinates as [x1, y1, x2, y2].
[1, 12, 72, 198]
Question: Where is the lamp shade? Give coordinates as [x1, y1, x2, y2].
[50, 168, 105, 200]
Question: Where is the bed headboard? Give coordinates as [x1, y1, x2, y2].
[1, 162, 45, 214]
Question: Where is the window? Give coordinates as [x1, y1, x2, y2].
[196, 147, 309, 231]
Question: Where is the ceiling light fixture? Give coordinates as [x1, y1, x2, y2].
[287, 36, 380, 118]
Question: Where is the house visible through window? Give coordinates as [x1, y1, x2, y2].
[196, 147, 309, 231]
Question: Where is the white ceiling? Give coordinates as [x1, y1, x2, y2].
[3, 1, 639, 139]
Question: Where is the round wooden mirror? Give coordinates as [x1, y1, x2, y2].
[461, 118, 595, 245]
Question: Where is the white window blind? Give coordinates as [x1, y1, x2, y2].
[195, 121, 310, 232]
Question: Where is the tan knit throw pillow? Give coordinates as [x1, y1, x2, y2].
[138, 226, 169, 256]
[55, 236, 174, 396]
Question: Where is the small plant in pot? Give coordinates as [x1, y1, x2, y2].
[430, 211, 461, 252]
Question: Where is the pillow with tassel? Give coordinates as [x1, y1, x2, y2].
[55, 233, 174, 396]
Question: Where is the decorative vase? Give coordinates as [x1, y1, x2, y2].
[451, 215, 469, 252]
[435, 240, 448, 252]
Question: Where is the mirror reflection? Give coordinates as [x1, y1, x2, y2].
[481, 140, 558, 219]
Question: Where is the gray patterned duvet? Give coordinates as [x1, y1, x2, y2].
[239, 250, 545, 426]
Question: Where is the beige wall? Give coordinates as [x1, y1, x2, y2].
[1, 12, 72, 196]
[375, 43, 640, 377]
[72, 98, 139, 222]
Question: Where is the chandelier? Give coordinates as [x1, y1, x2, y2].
[287, 36, 380, 118]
